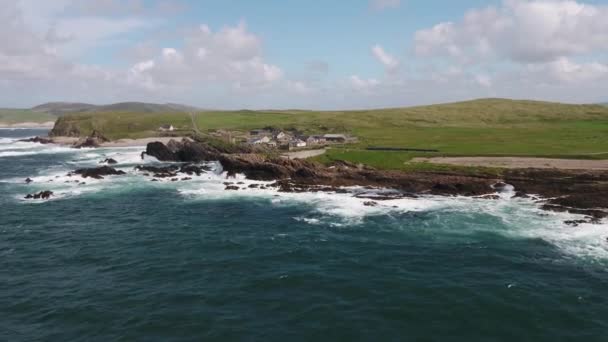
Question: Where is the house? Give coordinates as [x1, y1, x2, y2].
[290, 139, 307, 148]
[275, 131, 289, 141]
[158, 124, 175, 132]
[250, 136, 272, 145]
[306, 135, 325, 145]
[323, 134, 347, 143]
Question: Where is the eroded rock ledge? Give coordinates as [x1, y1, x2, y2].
[144, 139, 608, 221]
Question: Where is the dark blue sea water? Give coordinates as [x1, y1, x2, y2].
[1, 129, 608, 341]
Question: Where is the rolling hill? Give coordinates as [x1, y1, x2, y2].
[49, 98, 608, 166]
[0, 101, 200, 126]
[32, 102, 200, 116]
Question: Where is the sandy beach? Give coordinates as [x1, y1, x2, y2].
[0, 121, 55, 129]
[49, 136, 191, 148]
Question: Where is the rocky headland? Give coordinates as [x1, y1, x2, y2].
[140, 139, 608, 223]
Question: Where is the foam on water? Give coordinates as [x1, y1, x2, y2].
[2, 139, 607, 261]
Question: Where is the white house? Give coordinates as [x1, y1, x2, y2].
[290, 139, 307, 148]
[251, 136, 271, 145]
[158, 124, 175, 132]
[275, 131, 288, 140]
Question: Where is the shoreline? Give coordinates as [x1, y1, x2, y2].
[0, 121, 55, 129]
[49, 136, 191, 148]
[141, 139, 608, 221]
[21, 135, 608, 221]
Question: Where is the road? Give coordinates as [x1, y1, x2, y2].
[282, 149, 327, 159]
[189, 112, 200, 134]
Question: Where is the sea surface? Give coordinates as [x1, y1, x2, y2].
[1, 128, 608, 341]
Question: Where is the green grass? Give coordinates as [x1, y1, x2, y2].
[52, 112, 194, 139]
[0, 109, 56, 124]
[311, 148, 505, 176]
[50, 98, 608, 169]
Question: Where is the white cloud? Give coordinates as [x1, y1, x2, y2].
[371, 0, 401, 11]
[126, 22, 283, 90]
[350, 75, 380, 91]
[372, 44, 399, 72]
[414, 0, 608, 64]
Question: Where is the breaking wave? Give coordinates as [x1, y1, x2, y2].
[1, 138, 607, 261]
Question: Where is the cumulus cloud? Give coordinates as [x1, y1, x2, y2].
[414, 0, 608, 64]
[349, 75, 380, 92]
[126, 22, 283, 90]
[372, 44, 399, 72]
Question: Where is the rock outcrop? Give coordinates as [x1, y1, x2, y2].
[100, 158, 118, 165]
[72, 130, 110, 149]
[142, 139, 608, 220]
[69, 166, 126, 179]
[25, 191, 54, 200]
[19, 136, 53, 144]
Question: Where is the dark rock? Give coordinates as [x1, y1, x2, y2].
[181, 177, 192, 181]
[364, 201, 379, 207]
[475, 195, 501, 200]
[179, 164, 209, 176]
[225, 185, 240, 191]
[100, 158, 118, 165]
[146, 142, 180, 162]
[25, 190, 53, 200]
[564, 220, 588, 227]
[72, 132, 108, 149]
[70, 166, 126, 179]
[135, 165, 178, 178]
[25, 178, 33, 184]
[19, 136, 53, 144]
[249, 184, 260, 188]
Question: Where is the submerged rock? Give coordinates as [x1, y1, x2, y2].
[225, 185, 240, 191]
[25, 178, 33, 184]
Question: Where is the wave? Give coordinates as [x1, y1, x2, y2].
[3, 144, 607, 261]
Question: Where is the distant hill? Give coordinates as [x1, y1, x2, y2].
[0, 108, 56, 125]
[32, 102, 200, 116]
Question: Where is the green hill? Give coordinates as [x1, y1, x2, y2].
[32, 101, 199, 116]
[50, 98, 608, 168]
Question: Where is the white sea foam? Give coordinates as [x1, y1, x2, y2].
[4, 142, 607, 261]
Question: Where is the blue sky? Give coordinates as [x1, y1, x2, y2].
[2, 0, 608, 109]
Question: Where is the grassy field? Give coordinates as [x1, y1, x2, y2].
[0, 109, 56, 125]
[50, 98, 608, 170]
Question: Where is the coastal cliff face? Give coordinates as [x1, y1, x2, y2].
[49, 116, 83, 137]
[144, 139, 608, 220]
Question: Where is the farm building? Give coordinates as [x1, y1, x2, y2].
[158, 124, 175, 132]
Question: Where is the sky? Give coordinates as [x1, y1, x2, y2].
[1, 0, 608, 109]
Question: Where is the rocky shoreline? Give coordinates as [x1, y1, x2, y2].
[22, 137, 608, 225]
[141, 139, 608, 223]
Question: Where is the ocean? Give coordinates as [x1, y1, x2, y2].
[1, 129, 607, 341]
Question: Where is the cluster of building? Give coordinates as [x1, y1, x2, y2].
[248, 129, 350, 150]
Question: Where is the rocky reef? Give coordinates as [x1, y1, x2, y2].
[144, 139, 608, 221]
